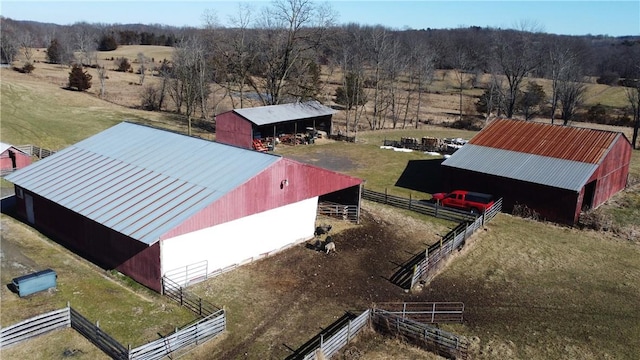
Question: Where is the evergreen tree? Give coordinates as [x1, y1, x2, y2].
[46, 39, 62, 64]
[335, 72, 366, 110]
[68, 64, 92, 91]
[98, 34, 118, 51]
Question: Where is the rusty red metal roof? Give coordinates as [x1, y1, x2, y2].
[469, 119, 620, 164]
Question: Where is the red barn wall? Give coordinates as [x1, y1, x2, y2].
[1, 148, 32, 171]
[589, 135, 632, 208]
[443, 167, 580, 224]
[161, 158, 362, 239]
[215, 111, 253, 149]
[12, 186, 162, 291]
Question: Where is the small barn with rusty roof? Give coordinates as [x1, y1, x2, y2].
[5, 122, 363, 292]
[215, 101, 335, 150]
[1, 142, 31, 175]
[441, 119, 632, 224]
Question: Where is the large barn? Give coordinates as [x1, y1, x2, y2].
[1, 142, 31, 175]
[215, 101, 335, 150]
[441, 119, 632, 224]
[5, 122, 363, 292]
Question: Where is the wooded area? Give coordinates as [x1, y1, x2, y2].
[1, 0, 639, 147]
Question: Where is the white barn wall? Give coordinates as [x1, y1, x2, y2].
[161, 197, 318, 282]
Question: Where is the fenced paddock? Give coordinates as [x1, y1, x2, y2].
[1, 301, 225, 359]
[317, 201, 359, 223]
[286, 310, 370, 360]
[362, 188, 477, 223]
[371, 308, 468, 359]
[374, 302, 464, 324]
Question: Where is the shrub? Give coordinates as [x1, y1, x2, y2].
[597, 71, 619, 85]
[578, 208, 614, 232]
[448, 116, 483, 131]
[512, 203, 540, 221]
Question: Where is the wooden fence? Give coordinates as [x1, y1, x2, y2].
[317, 201, 359, 223]
[0, 307, 70, 348]
[362, 188, 477, 223]
[374, 302, 464, 324]
[371, 308, 468, 359]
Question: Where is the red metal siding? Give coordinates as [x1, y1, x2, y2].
[1, 148, 32, 170]
[471, 119, 619, 164]
[215, 111, 254, 149]
[443, 167, 580, 224]
[12, 187, 161, 291]
[160, 158, 363, 239]
[591, 135, 632, 208]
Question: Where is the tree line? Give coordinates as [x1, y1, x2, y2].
[0, 0, 639, 147]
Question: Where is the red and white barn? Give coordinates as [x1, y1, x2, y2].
[441, 119, 632, 224]
[215, 101, 335, 150]
[1, 142, 31, 174]
[5, 122, 362, 292]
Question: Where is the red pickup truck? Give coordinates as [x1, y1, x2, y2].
[431, 190, 495, 214]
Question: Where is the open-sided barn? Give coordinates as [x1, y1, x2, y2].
[215, 100, 335, 150]
[5, 122, 363, 292]
[1, 142, 31, 175]
[441, 119, 632, 224]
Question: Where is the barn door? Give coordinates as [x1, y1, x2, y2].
[582, 180, 597, 211]
[25, 194, 35, 224]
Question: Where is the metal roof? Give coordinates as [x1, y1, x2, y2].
[1, 142, 28, 155]
[5, 122, 280, 245]
[233, 100, 336, 126]
[469, 119, 620, 164]
[442, 144, 598, 191]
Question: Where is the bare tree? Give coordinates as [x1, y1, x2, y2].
[137, 52, 149, 85]
[625, 64, 640, 149]
[493, 29, 541, 118]
[18, 31, 34, 63]
[250, 0, 336, 105]
[97, 65, 107, 99]
[557, 60, 586, 125]
[407, 43, 436, 128]
[225, 3, 255, 109]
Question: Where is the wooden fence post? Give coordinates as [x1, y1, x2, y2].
[385, 188, 388, 204]
[409, 193, 412, 210]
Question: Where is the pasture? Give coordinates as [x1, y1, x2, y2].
[1, 46, 640, 359]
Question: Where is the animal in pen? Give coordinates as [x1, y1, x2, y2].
[324, 236, 336, 254]
[315, 224, 332, 236]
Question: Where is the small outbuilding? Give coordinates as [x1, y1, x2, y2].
[441, 119, 632, 224]
[5, 122, 363, 292]
[215, 100, 335, 150]
[1, 142, 31, 175]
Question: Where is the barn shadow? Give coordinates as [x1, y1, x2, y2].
[394, 159, 444, 194]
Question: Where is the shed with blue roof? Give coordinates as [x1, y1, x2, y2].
[5, 122, 363, 292]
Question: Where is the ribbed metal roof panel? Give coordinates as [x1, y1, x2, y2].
[442, 144, 598, 191]
[470, 119, 618, 164]
[233, 100, 336, 126]
[5, 122, 280, 245]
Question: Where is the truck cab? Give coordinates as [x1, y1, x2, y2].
[431, 190, 495, 214]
